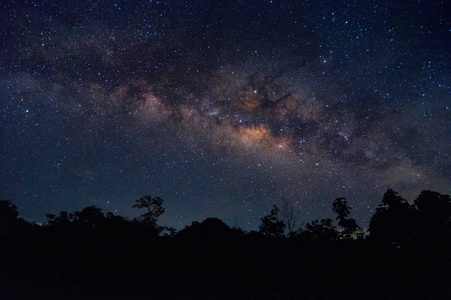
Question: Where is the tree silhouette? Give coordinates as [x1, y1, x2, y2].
[0, 199, 22, 238]
[1, 187, 450, 298]
[368, 189, 412, 245]
[133, 195, 165, 227]
[279, 199, 300, 237]
[413, 190, 451, 243]
[303, 218, 338, 241]
[332, 198, 362, 239]
[381, 188, 409, 208]
[177, 217, 234, 241]
[104, 212, 130, 229]
[332, 198, 351, 219]
[160, 226, 177, 237]
[259, 205, 286, 238]
[0, 199, 19, 224]
[72, 205, 105, 228]
[46, 211, 73, 227]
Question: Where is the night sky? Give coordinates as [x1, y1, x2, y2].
[1, 0, 450, 231]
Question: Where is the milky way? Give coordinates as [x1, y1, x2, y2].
[1, 1, 450, 230]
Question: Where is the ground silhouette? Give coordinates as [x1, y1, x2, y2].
[0, 189, 449, 299]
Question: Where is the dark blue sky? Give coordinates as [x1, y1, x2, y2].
[1, 0, 450, 230]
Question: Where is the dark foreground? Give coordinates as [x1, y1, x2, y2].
[1, 226, 449, 299]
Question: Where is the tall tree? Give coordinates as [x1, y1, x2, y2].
[0, 199, 20, 237]
[413, 190, 451, 242]
[332, 198, 351, 220]
[369, 189, 411, 245]
[279, 199, 300, 237]
[259, 205, 286, 238]
[332, 197, 362, 239]
[0, 199, 29, 239]
[133, 195, 165, 227]
[0, 199, 19, 224]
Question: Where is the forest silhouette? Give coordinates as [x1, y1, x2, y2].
[0, 189, 449, 298]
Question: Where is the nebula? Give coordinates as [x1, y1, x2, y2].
[1, 1, 449, 230]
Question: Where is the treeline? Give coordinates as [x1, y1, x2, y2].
[0, 189, 449, 298]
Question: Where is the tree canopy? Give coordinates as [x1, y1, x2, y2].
[259, 205, 286, 237]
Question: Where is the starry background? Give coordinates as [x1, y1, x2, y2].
[1, 0, 450, 230]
